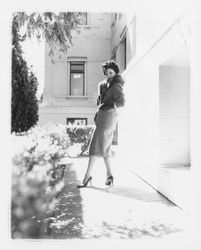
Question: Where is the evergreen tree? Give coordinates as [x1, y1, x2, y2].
[11, 12, 83, 133]
[11, 16, 39, 133]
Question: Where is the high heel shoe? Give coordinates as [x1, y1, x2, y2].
[105, 175, 114, 186]
[77, 176, 92, 188]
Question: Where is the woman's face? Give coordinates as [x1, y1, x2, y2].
[105, 68, 116, 79]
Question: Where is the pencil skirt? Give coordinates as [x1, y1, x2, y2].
[89, 108, 118, 157]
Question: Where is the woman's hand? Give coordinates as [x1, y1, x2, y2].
[97, 96, 101, 106]
[99, 102, 114, 110]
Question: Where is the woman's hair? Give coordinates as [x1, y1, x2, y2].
[102, 60, 120, 75]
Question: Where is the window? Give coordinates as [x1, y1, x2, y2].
[119, 13, 123, 19]
[123, 36, 127, 70]
[119, 35, 127, 71]
[67, 118, 87, 125]
[70, 61, 85, 96]
[114, 13, 118, 21]
[79, 12, 87, 25]
[111, 51, 116, 62]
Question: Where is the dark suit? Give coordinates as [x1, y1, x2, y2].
[98, 74, 125, 110]
[89, 74, 125, 157]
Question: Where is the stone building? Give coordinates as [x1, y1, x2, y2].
[39, 12, 113, 125]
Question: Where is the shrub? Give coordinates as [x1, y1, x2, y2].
[11, 122, 70, 239]
[66, 125, 94, 156]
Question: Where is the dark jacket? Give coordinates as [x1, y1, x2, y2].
[97, 74, 125, 110]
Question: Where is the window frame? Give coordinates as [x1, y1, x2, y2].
[111, 51, 116, 62]
[69, 61, 85, 96]
[66, 117, 88, 125]
[67, 58, 87, 96]
[78, 12, 88, 26]
[123, 35, 127, 70]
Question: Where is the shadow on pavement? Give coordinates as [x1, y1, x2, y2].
[78, 186, 182, 239]
[48, 164, 84, 239]
[92, 220, 182, 239]
[90, 185, 174, 206]
[44, 161, 186, 240]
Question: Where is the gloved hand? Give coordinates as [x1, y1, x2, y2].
[99, 102, 114, 110]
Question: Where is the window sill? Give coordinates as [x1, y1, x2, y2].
[55, 95, 96, 100]
[76, 25, 98, 29]
[66, 95, 89, 100]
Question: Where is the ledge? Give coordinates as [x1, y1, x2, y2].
[54, 95, 96, 100]
[75, 25, 99, 29]
[159, 164, 191, 171]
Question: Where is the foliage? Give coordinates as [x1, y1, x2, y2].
[66, 125, 94, 156]
[12, 16, 39, 133]
[11, 122, 95, 238]
[13, 12, 84, 60]
[11, 122, 70, 239]
[11, 11, 84, 133]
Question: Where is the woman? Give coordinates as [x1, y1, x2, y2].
[77, 60, 125, 188]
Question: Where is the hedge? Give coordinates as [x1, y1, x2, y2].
[66, 125, 94, 157]
[11, 122, 70, 238]
[11, 122, 95, 238]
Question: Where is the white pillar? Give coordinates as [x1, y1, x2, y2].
[190, 10, 201, 244]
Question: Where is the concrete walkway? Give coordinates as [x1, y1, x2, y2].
[48, 155, 195, 248]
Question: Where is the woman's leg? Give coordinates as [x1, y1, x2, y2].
[83, 155, 97, 183]
[104, 156, 113, 177]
